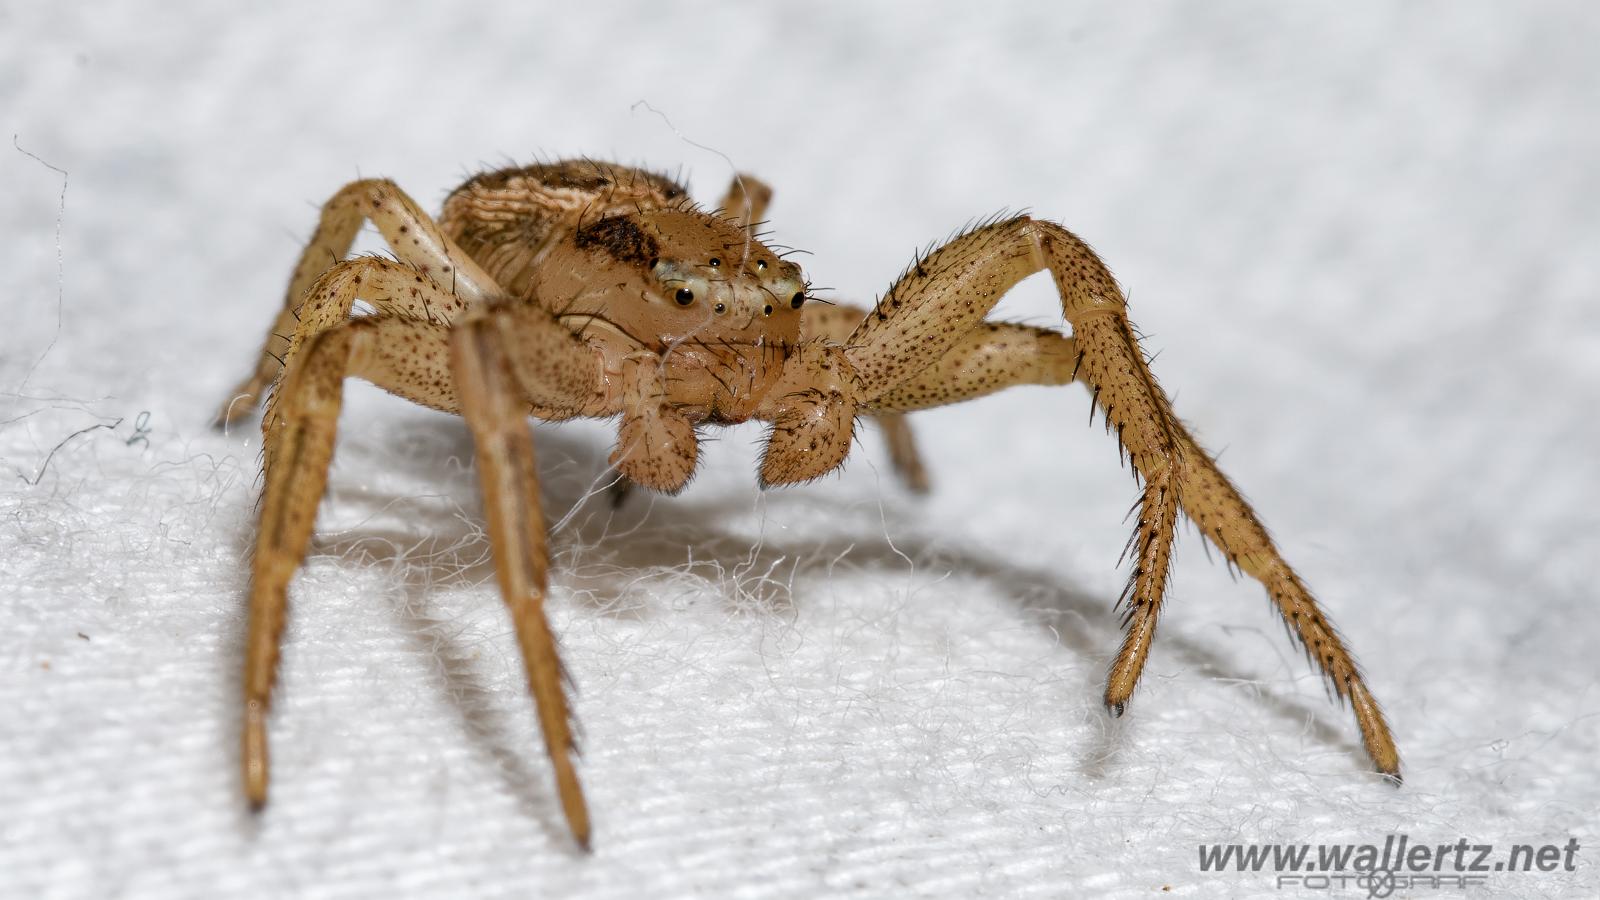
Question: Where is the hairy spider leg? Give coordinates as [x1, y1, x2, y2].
[216, 179, 500, 427]
[835, 216, 1399, 778]
[244, 246, 602, 848]
[451, 307, 600, 849]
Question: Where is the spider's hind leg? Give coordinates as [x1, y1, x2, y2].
[243, 255, 604, 846]
[244, 259, 474, 811]
[717, 172, 774, 232]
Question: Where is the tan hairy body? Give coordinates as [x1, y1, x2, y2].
[218, 159, 1399, 849]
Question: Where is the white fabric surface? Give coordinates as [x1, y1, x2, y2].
[3, 3, 1596, 897]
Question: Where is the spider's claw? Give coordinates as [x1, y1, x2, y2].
[1106, 700, 1126, 718]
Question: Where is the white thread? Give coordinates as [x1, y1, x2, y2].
[11, 136, 68, 394]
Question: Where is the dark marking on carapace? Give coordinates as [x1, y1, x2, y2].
[574, 215, 659, 267]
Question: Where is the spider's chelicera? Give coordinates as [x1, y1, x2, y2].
[217, 159, 1400, 850]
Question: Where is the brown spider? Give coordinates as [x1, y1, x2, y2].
[217, 159, 1400, 850]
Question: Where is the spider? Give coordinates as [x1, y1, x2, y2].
[216, 159, 1400, 850]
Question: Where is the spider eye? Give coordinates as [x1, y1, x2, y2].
[756, 260, 768, 270]
[708, 257, 721, 267]
[675, 288, 695, 305]
[790, 292, 805, 309]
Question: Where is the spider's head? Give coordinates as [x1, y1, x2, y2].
[542, 208, 809, 349]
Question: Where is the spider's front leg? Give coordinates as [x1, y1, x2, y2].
[840, 216, 1400, 778]
[449, 306, 602, 848]
[216, 179, 499, 427]
[243, 253, 603, 846]
[245, 260, 477, 814]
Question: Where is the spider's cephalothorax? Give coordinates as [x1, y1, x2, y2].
[534, 206, 809, 425]
[434, 162, 838, 490]
[445, 163, 806, 362]
[218, 158, 1400, 850]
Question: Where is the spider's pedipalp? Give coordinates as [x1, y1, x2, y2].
[755, 342, 859, 487]
[797, 301, 935, 493]
[610, 352, 700, 493]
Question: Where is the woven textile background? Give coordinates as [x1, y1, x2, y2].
[3, 3, 1596, 897]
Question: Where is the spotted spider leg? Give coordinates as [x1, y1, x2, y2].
[236, 182, 605, 846]
[243, 260, 465, 817]
[215, 179, 500, 428]
[836, 215, 1400, 778]
[450, 306, 602, 849]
